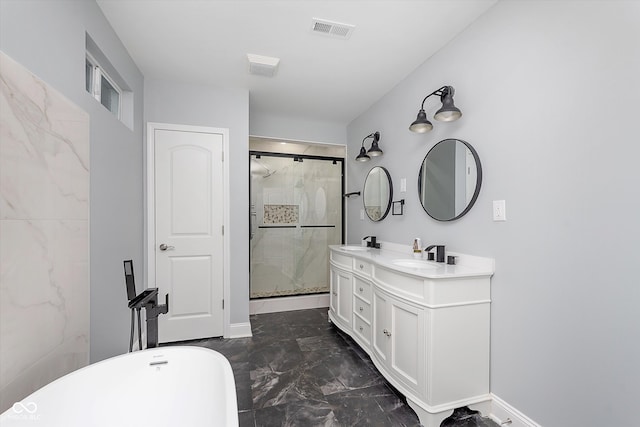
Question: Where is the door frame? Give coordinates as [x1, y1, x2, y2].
[146, 122, 231, 338]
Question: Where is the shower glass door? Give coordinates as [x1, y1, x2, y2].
[250, 153, 343, 299]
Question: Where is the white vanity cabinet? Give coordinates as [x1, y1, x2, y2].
[328, 245, 494, 427]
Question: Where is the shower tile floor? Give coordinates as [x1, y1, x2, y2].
[166, 308, 499, 427]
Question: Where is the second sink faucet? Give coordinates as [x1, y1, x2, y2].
[425, 245, 445, 262]
[362, 235, 380, 249]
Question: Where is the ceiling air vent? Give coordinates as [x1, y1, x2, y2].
[247, 54, 280, 77]
[311, 18, 355, 39]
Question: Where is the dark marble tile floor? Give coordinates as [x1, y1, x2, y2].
[166, 308, 499, 427]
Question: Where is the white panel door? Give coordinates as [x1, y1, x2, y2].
[154, 128, 224, 342]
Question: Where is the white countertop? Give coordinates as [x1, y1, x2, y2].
[329, 243, 494, 279]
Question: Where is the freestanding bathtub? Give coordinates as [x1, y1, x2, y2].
[0, 346, 238, 426]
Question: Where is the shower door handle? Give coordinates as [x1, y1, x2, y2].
[159, 243, 175, 251]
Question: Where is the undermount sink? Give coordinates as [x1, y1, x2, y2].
[339, 245, 369, 251]
[390, 259, 438, 269]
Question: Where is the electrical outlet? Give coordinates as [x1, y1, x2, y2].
[493, 200, 506, 221]
[360, 209, 365, 220]
[400, 178, 407, 193]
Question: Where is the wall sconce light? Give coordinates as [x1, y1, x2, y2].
[409, 86, 462, 133]
[355, 131, 383, 162]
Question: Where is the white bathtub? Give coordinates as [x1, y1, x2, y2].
[0, 346, 238, 427]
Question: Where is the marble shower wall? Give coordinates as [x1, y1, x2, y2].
[0, 51, 89, 412]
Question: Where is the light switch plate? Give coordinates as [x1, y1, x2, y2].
[360, 209, 365, 220]
[493, 200, 506, 221]
[400, 178, 407, 193]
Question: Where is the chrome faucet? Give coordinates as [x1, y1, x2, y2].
[425, 245, 445, 262]
[362, 235, 380, 249]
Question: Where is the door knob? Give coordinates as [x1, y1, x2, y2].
[159, 243, 175, 251]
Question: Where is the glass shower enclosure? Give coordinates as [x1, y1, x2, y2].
[250, 152, 344, 299]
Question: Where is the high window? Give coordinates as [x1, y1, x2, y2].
[85, 53, 121, 118]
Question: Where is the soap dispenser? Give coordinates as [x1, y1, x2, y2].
[412, 238, 422, 259]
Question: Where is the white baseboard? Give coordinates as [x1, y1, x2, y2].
[250, 293, 329, 315]
[228, 322, 252, 338]
[490, 394, 541, 427]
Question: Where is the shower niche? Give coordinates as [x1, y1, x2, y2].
[250, 151, 344, 299]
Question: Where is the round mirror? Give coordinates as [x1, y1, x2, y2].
[418, 139, 482, 221]
[363, 166, 393, 221]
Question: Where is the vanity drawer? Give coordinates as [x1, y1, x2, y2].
[353, 295, 371, 322]
[353, 259, 372, 276]
[353, 315, 371, 345]
[353, 276, 372, 302]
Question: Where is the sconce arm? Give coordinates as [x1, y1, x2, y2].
[419, 86, 452, 110]
[361, 132, 376, 147]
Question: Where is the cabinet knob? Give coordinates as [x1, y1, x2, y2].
[359, 306, 363, 312]
[360, 264, 364, 269]
[359, 287, 364, 292]
[383, 329, 391, 337]
[359, 326, 363, 331]
[333, 291, 337, 296]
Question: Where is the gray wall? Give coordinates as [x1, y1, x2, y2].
[347, 1, 640, 425]
[250, 110, 347, 145]
[0, 0, 145, 363]
[144, 78, 250, 326]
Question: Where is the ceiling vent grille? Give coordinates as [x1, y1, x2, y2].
[247, 54, 280, 77]
[311, 18, 355, 39]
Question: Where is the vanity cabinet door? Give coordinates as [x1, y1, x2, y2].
[372, 288, 425, 398]
[372, 290, 389, 364]
[388, 297, 424, 397]
[329, 267, 338, 316]
[330, 266, 352, 328]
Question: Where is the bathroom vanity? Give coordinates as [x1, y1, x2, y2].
[328, 243, 494, 427]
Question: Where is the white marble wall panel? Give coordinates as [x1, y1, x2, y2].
[0, 51, 89, 412]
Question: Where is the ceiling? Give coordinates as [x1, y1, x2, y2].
[97, 0, 497, 125]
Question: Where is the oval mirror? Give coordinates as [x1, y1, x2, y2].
[418, 139, 482, 221]
[363, 166, 393, 221]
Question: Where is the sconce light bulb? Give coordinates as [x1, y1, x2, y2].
[434, 90, 462, 122]
[367, 139, 383, 157]
[355, 146, 370, 162]
[409, 109, 433, 133]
